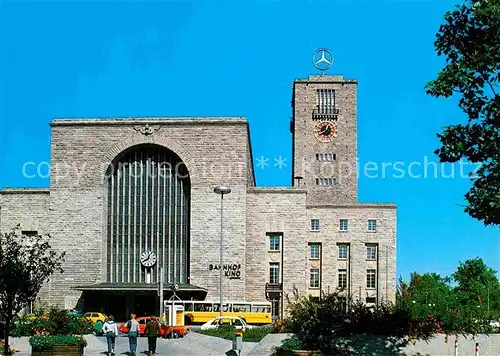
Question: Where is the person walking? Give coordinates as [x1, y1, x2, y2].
[126, 313, 139, 356]
[144, 316, 161, 356]
[102, 315, 119, 355]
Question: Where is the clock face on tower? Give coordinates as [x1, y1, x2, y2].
[314, 121, 338, 142]
[140, 251, 157, 268]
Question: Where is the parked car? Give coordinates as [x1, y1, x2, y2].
[119, 316, 189, 338]
[201, 316, 253, 331]
[84, 312, 107, 324]
[67, 308, 83, 316]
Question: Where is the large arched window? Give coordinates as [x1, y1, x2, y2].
[106, 144, 190, 284]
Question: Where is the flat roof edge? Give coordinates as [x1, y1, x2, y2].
[307, 203, 396, 209]
[248, 187, 307, 194]
[294, 75, 357, 84]
[51, 117, 248, 126]
[1, 188, 50, 194]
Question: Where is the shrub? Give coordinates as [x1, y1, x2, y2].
[285, 289, 348, 352]
[197, 325, 236, 340]
[279, 336, 302, 351]
[197, 325, 273, 342]
[11, 308, 93, 337]
[244, 326, 273, 342]
[283, 288, 438, 353]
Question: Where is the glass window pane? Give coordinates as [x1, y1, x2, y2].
[106, 145, 190, 284]
[310, 244, 320, 259]
[310, 269, 319, 288]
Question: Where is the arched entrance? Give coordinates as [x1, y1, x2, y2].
[105, 144, 191, 285]
[77, 144, 206, 320]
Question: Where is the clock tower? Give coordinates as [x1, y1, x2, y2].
[291, 75, 358, 205]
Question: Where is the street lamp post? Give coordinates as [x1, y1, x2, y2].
[214, 185, 231, 318]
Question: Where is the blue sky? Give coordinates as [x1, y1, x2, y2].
[1, 0, 498, 281]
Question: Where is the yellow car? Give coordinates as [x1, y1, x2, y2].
[26, 312, 49, 321]
[84, 312, 107, 324]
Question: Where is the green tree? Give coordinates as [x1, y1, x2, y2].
[0, 226, 65, 355]
[425, 0, 500, 226]
[397, 272, 472, 333]
[399, 273, 453, 320]
[452, 257, 500, 319]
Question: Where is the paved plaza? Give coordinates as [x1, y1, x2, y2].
[9, 332, 262, 356]
[9, 332, 500, 356]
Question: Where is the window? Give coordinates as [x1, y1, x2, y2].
[106, 145, 190, 284]
[316, 89, 337, 114]
[338, 244, 349, 260]
[339, 219, 348, 231]
[316, 153, 336, 161]
[310, 269, 320, 288]
[213, 304, 227, 312]
[310, 219, 320, 231]
[194, 303, 212, 312]
[315, 178, 337, 186]
[22, 230, 38, 236]
[269, 263, 280, 284]
[366, 297, 377, 304]
[366, 244, 378, 260]
[232, 304, 251, 312]
[368, 219, 377, 231]
[338, 269, 347, 288]
[310, 244, 320, 259]
[367, 269, 376, 289]
[269, 234, 280, 251]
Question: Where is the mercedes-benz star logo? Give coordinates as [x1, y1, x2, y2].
[312, 48, 334, 71]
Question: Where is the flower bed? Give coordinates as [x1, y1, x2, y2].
[30, 335, 86, 356]
[11, 309, 92, 356]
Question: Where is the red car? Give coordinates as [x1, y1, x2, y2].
[119, 316, 189, 338]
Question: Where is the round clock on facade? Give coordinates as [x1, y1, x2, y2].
[314, 121, 338, 142]
[140, 251, 157, 267]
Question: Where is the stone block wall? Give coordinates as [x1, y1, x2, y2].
[305, 204, 397, 304]
[245, 188, 308, 308]
[47, 118, 251, 308]
[0, 189, 50, 234]
[292, 75, 358, 205]
[0, 189, 51, 307]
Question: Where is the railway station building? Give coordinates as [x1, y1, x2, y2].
[0, 75, 397, 320]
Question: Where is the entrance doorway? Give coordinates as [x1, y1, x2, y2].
[83, 292, 157, 321]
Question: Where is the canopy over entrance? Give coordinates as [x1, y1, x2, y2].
[74, 283, 207, 321]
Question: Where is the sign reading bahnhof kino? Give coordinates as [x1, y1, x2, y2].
[209, 264, 242, 280]
[0, 72, 396, 321]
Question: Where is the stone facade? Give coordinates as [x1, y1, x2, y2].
[304, 204, 396, 304]
[292, 75, 358, 205]
[0, 75, 397, 317]
[0, 188, 50, 235]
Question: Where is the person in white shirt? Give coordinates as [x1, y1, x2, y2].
[102, 315, 119, 355]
